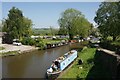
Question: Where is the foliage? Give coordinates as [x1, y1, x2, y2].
[58, 8, 91, 39]
[0, 51, 18, 57]
[106, 36, 113, 42]
[0, 47, 5, 50]
[2, 7, 33, 43]
[111, 41, 120, 47]
[35, 38, 46, 50]
[22, 17, 33, 37]
[21, 37, 35, 46]
[94, 2, 120, 41]
[99, 41, 120, 52]
[32, 28, 59, 36]
[90, 25, 101, 37]
[49, 26, 59, 36]
[43, 39, 61, 44]
[116, 36, 120, 41]
[0, 22, 2, 31]
[21, 37, 46, 49]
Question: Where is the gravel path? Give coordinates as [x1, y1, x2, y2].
[0, 44, 37, 53]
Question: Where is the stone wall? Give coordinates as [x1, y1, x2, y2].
[95, 49, 120, 79]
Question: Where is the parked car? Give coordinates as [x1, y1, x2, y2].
[13, 39, 22, 46]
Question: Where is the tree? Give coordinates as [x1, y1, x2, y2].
[0, 21, 2, 32]
[89, 24, 101, 37]
[22, 17, 33, 37]
[50, 26, 56, 36]
[94, 2, 120, 41]
[58, 8, 91, 39]
[2, 7, 33, 43]
[2, 19, 7, 32]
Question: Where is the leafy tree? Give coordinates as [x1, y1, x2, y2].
[35, 38, 46, 50]
[0, 22, 2, 32]
[22, 17, 33, 37]
[2, 19, 7, 32]
[58, 27, 68, 35]
[58, 8, 91, 39]
[94, 2, 120, 41]
[2, 7, 33, 43]
[49, 26, 58, 36]
[21, 37, 35, 45]
[89, 24, 101, 37]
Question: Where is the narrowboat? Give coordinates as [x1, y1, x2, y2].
[47, 50, 77, 77]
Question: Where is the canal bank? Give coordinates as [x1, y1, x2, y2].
[0, 44, 38, 57]
[57, 47, 96, 79]
[0, 40, 70, 57]
[2, 42, 83, 78]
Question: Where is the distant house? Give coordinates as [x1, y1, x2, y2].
[59, 35, 69, 38]
[0, 32, 6, 44]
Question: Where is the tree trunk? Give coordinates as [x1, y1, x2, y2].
[113, 36, 116, 41]
[69, 33, 73, 40]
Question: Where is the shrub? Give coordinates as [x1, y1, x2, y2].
[29, 38, 36, 45]
[106, 36, 113, 42]
[21, 37, 28, 45]
[35, 38, 46, 50]
[21, 37, 35, 45]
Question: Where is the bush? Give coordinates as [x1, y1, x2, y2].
[21, 37, 35, 45]
[21, 37, 28, 45]
[35, 38, 46, 50]
[29, 38, 36, 45]
[106, 36, 113, 42]
[99, 41, 120, 52]
[21, 37, 47, 49]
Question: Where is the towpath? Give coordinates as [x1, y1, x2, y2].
[0, 44, 37, 53]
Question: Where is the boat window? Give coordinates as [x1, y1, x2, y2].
[63, 63, 65, 65]
[68, 59, 70, 61]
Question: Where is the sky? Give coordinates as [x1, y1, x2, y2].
[2, 2, 101, 28]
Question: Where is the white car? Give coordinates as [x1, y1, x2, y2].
[13, 39, 22, 46]
[13, 42, 22, 46]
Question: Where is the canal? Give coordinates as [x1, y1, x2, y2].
[2, 43, 82, 78]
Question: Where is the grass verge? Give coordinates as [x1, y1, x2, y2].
[43, 39, 62, 44]
[0, 47, 5, 50]
[0, 51, 18, 57]
[111, 41, 120, 46]
[58, 47, 96, 79]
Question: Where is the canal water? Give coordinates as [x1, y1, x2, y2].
[2, 43, 82, 78]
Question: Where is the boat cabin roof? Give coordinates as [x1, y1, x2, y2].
[54, 50, 76, 63]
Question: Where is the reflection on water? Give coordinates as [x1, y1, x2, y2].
[2, 43, 82, 78]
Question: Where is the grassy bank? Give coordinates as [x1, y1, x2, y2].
[111, 41, 120, 46]
[43, 39, 63, 44]
[0, 47, 5, 50]
[0, 51, 18, 57]
[58, 47, 96, 79]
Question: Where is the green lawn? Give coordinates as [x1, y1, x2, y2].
[0, 51, 18, 57]
[43, 39, 63, 44]
[58, 47, 96, 79]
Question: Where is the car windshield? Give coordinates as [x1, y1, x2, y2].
[13, 39, 20, 43]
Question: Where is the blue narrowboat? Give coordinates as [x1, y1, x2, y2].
[47, 50, 77, 76]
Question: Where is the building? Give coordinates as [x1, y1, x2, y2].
[0, 32, 6, 44]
